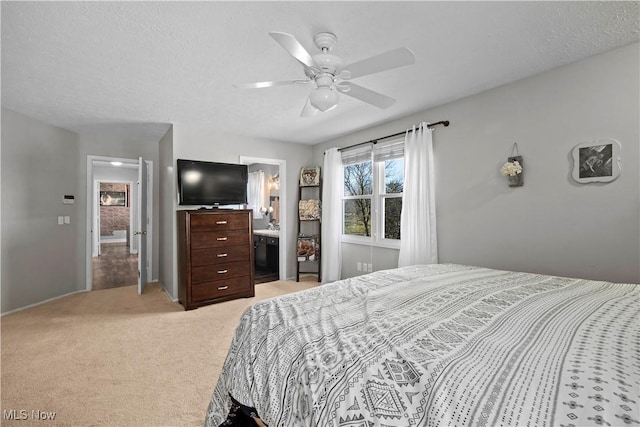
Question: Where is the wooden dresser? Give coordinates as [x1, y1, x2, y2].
[177, 209, 254, 310]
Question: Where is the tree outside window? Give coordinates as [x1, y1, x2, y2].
[343, 155, 404, 244]
[383, 159, 403, 240]
[343, 162, 372, 236]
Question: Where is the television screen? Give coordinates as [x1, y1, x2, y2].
[177, 159, 248, 206]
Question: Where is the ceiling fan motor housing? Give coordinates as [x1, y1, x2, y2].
[315, 74, 334, 88]
[312, 32, 343, 76]
[313, 53, 343, 76]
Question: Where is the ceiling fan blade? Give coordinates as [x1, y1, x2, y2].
[269, 32, 320, 70]
[337, 82, 396, 109]
[234, 79, 311, 89]
[300, 96, 319, 117]
[344, 47, 415, 80]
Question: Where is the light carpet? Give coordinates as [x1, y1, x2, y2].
[1, 280, 319, 426]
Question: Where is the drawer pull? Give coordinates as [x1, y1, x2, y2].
[217, 269, 228, 274]
[216, 253, 228, 258]
[217, 286, 229, 291]
[216, 220, 228, 225]
[216, 237, 228, 241]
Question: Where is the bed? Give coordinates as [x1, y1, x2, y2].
[205, 264, 639, 426]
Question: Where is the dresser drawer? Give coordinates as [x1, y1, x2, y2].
[191, 230, 250, 249]
[191, 276, 252, 302]
[189, 213, 249, 232]
[191, 260, 249, 284]
[191, 245, 250, 266]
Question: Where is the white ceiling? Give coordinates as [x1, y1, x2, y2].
[2, 1, 638, 145]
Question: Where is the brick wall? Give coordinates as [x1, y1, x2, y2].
[100, 183, 130, 236]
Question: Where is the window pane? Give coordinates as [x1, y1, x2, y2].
[344, 199, 371, 236]
[384, 159, 404, 194]
[344, 162, 372, 196]
[384, 197, 402, 240]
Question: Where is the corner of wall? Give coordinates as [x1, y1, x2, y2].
[158, 124, 177, 300]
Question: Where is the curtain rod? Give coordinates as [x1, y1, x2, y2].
[337, 120, 449, 153]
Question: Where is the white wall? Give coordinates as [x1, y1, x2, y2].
[158, 126, 176, 299]
[313, 43, 640, 283]
[1, 108, 82, 312]
[172, 127, 313, 284]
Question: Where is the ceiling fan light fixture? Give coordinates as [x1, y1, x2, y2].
[310, 86, 338, 112]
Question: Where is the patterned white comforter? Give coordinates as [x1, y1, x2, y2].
[205, 264, 639, 426]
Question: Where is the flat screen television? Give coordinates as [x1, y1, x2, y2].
[177, 159, 248, 206]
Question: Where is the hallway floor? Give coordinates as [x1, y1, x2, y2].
[92, 242, 138, 290]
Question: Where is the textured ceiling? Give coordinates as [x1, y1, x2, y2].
[2, 1, 639, 145]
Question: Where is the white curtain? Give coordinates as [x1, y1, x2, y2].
[247, 171, 267, 219]
[398, 122, 438, 267]
[321, 147, 343, 283]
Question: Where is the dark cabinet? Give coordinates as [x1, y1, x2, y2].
[254, 234, 279, 274]
[254, 234, 267, 271]
[266, 237, 279, 273]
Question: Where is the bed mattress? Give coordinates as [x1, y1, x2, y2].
[205, 264, 639, 426]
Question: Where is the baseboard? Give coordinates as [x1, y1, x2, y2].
[1, 290, 87, 317]
[157, 280, 178, 302]
[3, 281, 177, 316]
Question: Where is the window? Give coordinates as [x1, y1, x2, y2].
[344, 161, 372, 236]
[382, 158, 403, 240]
[342, 139, 404, 247]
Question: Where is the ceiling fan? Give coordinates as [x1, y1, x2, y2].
[235, 31, 415, 117]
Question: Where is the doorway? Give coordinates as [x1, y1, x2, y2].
[240, 156, 287, 282]
[93, 181, 137, 290]
[85, 156, 153, 292]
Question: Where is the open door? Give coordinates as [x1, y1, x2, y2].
[136, 157, 148, 295]
[94, 180, 101, 257]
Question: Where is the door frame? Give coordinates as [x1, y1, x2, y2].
[239, 156, 287, 281]
[137, 157, 148, 295]
[143, 160, 153, 289]
[86, 155, 153, 291]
